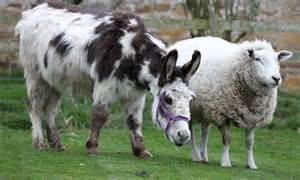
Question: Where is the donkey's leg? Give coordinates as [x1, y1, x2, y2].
[26, 77, 46, 150]
[200, 123, 210, 163]
[245, 128, 257, 169]
[124, 94, 152, 159]
[219, 122, 232, 167]
[44, 90, 64, 151]
[189, 121, 202, 162]
[86, 103, 109, 155]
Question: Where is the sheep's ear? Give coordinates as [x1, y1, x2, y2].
[277, 50, 293, 62]
[248, 49, 254, 59]
[181, 50, 201, 80]
[163, 49, 178, 81]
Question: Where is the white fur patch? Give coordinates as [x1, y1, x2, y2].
[119, 31, 136, 57]
[128, 18, 138, 27]
[146, 33, 166, 51]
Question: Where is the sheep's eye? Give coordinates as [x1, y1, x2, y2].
[164, 96, 173, 105]
[255, 58, 264, 64]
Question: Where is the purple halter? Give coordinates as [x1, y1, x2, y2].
[156, 91, 190, 136]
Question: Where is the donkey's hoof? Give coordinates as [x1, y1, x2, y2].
[34, 140, 47, 151]
[86, 147, 97, 155]
[139, 150, 153, 159]
[246, 163, 258, 170]
[51, 143, 65, 151]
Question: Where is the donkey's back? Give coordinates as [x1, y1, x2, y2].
[17, 4, 101, 94]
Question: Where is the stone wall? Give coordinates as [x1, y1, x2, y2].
[0, 0, 299, 91]
[116, 0, 188, 20]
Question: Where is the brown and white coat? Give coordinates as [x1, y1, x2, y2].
[15, 2, 201, 157]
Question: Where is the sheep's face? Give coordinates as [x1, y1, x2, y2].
[152, 50, 201, 146]
[247, 49, 292, 88]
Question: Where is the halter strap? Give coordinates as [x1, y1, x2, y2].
[155, 91, 190, 136]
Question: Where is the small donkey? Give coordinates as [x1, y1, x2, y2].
[15, 2, 201, 158]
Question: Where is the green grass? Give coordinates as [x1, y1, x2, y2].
[0, 126, 299, 179]
[0, 73, 300, 179]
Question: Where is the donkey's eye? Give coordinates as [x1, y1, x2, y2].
[164, 96, 173, 105]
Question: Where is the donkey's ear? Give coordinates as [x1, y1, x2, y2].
[181, 50, 201, 80]
[277, 50, 293, 62]
[163, 49, 178, 80]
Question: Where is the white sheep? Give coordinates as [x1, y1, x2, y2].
[169, 36, 293, 169]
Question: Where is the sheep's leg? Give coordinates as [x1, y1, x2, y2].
[219, 122, 232, 167]
[124, 95, 152, 159]
[44, 91, 64, 151]
[26, 77, 46, 150]
[189, 121, 202, 162]
[245, 129, 257, 169]
[86, 103, 109, 155]
[200, 123, 210, 163]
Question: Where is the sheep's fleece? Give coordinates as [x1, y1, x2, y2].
[170, 36, 292, 128]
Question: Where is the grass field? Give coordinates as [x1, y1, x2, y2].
[0, 73, 300, 179]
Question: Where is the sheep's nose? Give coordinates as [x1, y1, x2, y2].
[272, 76, 281, 85]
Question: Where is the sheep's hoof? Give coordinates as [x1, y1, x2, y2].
[246, 163, 258, 170]
[192, 158, 202, 162]
[192, 154, 202, 162]
[139, 150, 153, 159]
[221, 162, 232, 167]
[201, 156, 209, 163]
[200, 153, 209, 163]
[201, 159, 209, 164]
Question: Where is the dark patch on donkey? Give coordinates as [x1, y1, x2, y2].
[85, 30, 124, 82]
[49, 32, 72, 57]
[114, 55, 150, 90]
[44, 51, 48, 68]
[114, 57, 148, 89]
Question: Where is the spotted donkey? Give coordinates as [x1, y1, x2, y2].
[15, 2, 201, 158]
